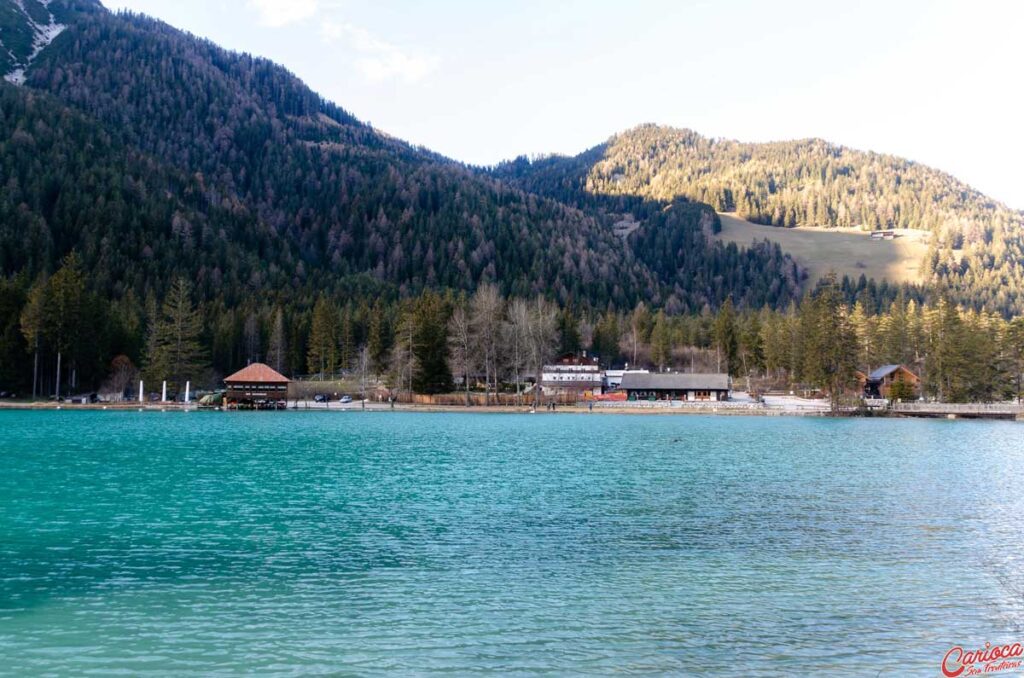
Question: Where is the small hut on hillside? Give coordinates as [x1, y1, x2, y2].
[223, 363, 290, 409]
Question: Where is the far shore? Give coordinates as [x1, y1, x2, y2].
[0, 398, 821, 416]
[3, 398, 1020, 420]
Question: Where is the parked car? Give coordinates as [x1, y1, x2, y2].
[313, 394, 328, 403]
[340, 395, 353, 404]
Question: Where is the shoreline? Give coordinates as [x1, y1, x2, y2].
[2, 400, 1019, 420]
[0, 399, 823, 416]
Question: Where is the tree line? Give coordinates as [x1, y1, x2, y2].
[2, 254, 1021, 406]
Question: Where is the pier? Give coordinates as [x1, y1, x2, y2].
[891, 402, 1024, 420]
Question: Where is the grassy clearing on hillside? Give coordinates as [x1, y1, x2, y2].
[715, 213, 930, 285]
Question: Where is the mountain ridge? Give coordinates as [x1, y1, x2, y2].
[492, 123, 1024, 314]
[0, 0, 804, 314]
[1, 0, 1021, 314]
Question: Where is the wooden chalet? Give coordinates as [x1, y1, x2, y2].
[223, 363, 290, 409]
[861, 364, 920, 399]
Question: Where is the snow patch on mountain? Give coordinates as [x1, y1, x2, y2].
[2, 0, 66, 85]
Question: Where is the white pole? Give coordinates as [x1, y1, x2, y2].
[185, 381, 190, 403]
[162, 381, 167, 403]
[139, 380, 144, 403]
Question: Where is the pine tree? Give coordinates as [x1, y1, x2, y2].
[924, 296, 966, 402]
[412, 291, 452, 395]
[307, 295, 339, 379]
[714, 296, 739, 375]
[888, 376, 915, 401]
[390, 301, 417, 397]
[593, 313, 620, 367]
[44, 252, 86, 398]
[141, 290, 161, 387]
[338, 303, 354, 372]
[883, 295, 910, 365]
[152, 277, 205, 395]
[651, 311, 671, 371]
[849, 300, 873, 369]
[740, 313, 765, 377]
[367, 300, 389, 377]
[267, 307, 286, 374]
[558, 306, 582, 357]
[0, 279, 29, 395]
[1005, 318, 1024, 403]
[243, 311, 261, 365]
[801, 274, 858, 411]
[628, 302, 651, 366]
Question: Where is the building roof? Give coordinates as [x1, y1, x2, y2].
[224, 362, 290, 384]
[869, 365, 901, 380]
[620, 372, 730, 391]
[867, 364, 919, 381]
[552, 353, 599, 366]
[542, 380, 603, 390]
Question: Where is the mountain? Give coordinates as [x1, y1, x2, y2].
[491, 124, 1024, 315]
[1, 0, 1018, 319]
[0, 1, 805, 317]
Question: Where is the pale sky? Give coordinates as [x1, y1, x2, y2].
[102, 0, 1024, 209]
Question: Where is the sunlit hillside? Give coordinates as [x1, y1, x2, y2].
[714, 213, 933, 285]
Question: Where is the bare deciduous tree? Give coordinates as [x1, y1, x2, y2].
[470, 283, 503, 405]
[504, 299, 530, 405]
[448, 305, 474, 406]
[526, 297, 559, 407]
[389, 304, 417, 399]
[101, 355, 138, 401]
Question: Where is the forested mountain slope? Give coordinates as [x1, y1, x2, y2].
[10, 6, 635, 308]
[493, 125, 1024, 314]
[0, 1, 804, 315]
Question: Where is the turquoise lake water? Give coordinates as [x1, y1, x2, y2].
[1, 411, 1022, 675]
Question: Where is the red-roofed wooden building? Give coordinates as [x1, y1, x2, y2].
[224, 363, 290, 408]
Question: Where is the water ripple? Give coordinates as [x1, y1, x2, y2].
[0, 411, 1022, 675]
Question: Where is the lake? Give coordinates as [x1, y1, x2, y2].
[1, 411, 1022, 675]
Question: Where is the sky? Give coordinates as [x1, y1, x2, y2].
[102, 0, 1024, 209]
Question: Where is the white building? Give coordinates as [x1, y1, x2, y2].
[541, 354, 603, 395]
